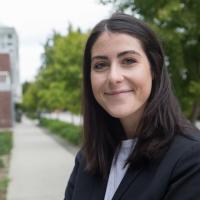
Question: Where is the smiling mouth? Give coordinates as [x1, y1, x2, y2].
[104, 90, 133, 95]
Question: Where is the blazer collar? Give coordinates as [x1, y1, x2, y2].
[112, 165, 144, 200]
[91, 165, 144, 200]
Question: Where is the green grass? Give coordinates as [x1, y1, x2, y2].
[0, 177, 9, 192]
[0, 131, 12, 156]
[0, 131, 12, 197]
[39, 118, 81, 145]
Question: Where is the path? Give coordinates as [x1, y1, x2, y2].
[6, 117, 78, 200]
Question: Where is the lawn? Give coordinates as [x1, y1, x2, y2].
[0, 131, 12, 200]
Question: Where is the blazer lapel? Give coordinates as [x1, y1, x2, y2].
[112, 166, 144, 200]
[91, 175, 108, 200]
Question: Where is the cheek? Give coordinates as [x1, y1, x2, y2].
[90, 73, 102, 97]
[144, 81, 152, 98]
[141, 73, 152, 99]
[134, 69, 152, 99]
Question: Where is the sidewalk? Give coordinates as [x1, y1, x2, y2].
[6, 117, 78, 200]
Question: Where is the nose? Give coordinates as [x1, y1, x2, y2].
[107, 63, 124, 85]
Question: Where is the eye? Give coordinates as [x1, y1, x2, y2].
[122, 58, 137, 65]
[92, 62, 109, 71]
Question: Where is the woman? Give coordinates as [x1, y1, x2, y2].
[64, 13, 200, 200]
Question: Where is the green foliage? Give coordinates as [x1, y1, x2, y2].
[189, 81, 200, 99]
[0, 132, 11, 199]
[0, 159, 4, 168]
[0, 177, 9, 192]
[22, 26, 88, 115]
[22, 82, 40, 112]
[0, 132, 12, 156]
[39, 118, 81, 145]
[100, 0, 200, 121]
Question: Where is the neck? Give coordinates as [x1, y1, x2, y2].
[120, 108, 144, 139]
[120, 117, 139, 138]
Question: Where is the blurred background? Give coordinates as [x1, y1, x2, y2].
[0, 0, 199, 199]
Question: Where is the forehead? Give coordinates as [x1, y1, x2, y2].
[91, 32, 145, 57]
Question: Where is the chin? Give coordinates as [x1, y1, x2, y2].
[104, 104, 145, 120]
[106, 109, 133, 119]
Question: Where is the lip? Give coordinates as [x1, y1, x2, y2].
[104, 90, 133, 95]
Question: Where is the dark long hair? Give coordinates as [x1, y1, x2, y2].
[82, 12, 194, 177]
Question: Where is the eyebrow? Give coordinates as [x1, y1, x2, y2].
[118, 50, 141, 57]
[91, 50, 141, 61]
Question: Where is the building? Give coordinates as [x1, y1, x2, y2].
[0, 24, 21, 127]
[0, 54, 12, 127]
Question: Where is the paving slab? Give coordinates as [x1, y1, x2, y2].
[6, 117, 78, 200]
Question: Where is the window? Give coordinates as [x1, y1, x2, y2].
[7, 34, 12, 39]
[0, 74, 6, 83]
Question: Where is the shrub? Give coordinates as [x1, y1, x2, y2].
[39, 118, 81, 145]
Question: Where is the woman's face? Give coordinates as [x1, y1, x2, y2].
[90, 32, 152, 124]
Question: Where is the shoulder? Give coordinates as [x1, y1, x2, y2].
[73, 149, 87, 172]
[160, 130, 200, 168]
[64, 150, 84, 200]
[160, 130, 200, 199]
[175, 131, 200, 161]
[75, 149, 85, 163]
[165, 130, 200, 170]
[171, 130, 200, 152]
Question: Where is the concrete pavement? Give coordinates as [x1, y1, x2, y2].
[6, 117, 78, 200]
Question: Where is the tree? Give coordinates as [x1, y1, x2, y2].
[33, 27, 88, 114]
[100, 0, 200, 121]
[22, 82, 40, 113]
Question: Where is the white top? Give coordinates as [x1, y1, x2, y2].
[104, 139, 137, 200]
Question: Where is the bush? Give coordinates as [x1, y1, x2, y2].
[26, 112, 38, 119]
[39, 118, 81, 145]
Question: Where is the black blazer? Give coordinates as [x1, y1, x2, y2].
[64, 132, 200, 200]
